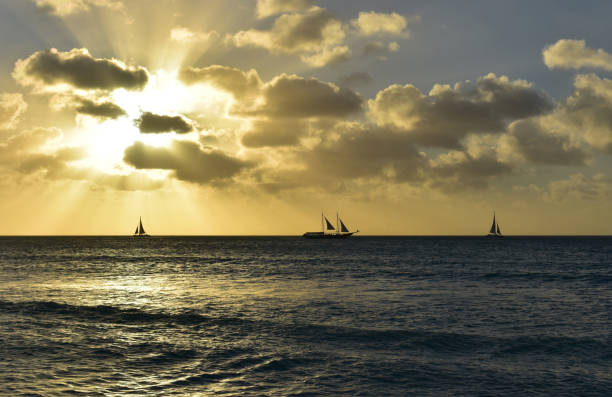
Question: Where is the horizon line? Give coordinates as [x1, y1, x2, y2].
[0, 234, 611, 237]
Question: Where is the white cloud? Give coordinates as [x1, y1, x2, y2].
[170, 27, 219, 44]
[543, 39, 612, 71]
[351, 11, 414, 37]
[256, 0, 313, 19]
[232, 7, 349, 67]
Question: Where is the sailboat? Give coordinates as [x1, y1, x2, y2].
[486, 212, 503, 238]
[133, 217, 149, 237]
[303, 212, 359, 239]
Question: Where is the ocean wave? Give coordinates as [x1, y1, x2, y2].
[2, 299, 609, 362]
[0, 300, 224, 326]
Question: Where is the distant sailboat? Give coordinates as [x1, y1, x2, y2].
[303, 212, 358, 239]
[487, 212, 503, 238]
[133, 217, 149, 237]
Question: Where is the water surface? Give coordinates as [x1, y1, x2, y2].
[0, 236, 610, 395]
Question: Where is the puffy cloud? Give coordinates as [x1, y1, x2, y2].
[179, 65, 262, 99]
[559, 73, 612, 153]
[351, 11, 412, 37]
[75, 98, 126, 119]
[242, 119, 307, 147]
[170, 27, 219, 44]
[34, 0, 123, 15]
[135, 112, 194, 134]
[368, 73, 553, 148]
[256, 0, 313, 19]
[300, 46, 351, 67]
[123, 140, 251, 184]
[428, 149, 513, 191]
[299, 124, 427, 182]
[543, 39, 612, 71]
[0, 93, 27, 130]
[252, 123, 427, 192]
[507, 119, 589, 166]
[13, 48, 148, 91]
[363, 41, 400, 61]
[249, 74, 363, 118]
[545, 173, 612, 201]
[232, 7, 347, 67]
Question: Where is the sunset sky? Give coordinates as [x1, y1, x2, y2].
[1, 0, 612, 235]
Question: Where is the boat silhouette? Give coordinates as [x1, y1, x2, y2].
[303, 212, 358, 239]
[133, 217, 149, 237]
[486, 212, 503, 238]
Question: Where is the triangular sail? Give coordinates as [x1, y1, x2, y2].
[496, 224, 501, 235]
[325, 217, 335, 231]
[134, 226, 138, 234]
[138, 218, 146, 235]
[489, 214, 496, 234]
[340, 219, 349, 233]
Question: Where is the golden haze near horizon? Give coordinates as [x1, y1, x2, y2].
[0, 0, 611, 235]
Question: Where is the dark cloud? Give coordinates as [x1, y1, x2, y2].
[135, 112, 193, 134]
[233, 7, 344, 54]
[248, 74, 363, 118]
[75, 98, 126, 119]
[301, 125, 426, 182]
[242, 119, 306, 147]
[336, 72, 372, 88]
[252, 124, 427, 191]
[123, 140, 252, 184]
[363, 41, 399, 57]
[179, 65, 262, 99]
[509, 120, 590, 165]
[428, 151, 514, 192]
[232, 7, 348, 67]
[369, 74, 554, 148]
[545, 173, 612, 201]
[13, 48, 148, 91]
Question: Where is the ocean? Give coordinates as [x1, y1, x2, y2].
[0, 236, 610, 396]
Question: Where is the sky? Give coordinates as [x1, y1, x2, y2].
[1, 0, 612, 235]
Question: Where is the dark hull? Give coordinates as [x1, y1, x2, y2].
[486, 234, 503, 238]
[302, 232, 356, 239]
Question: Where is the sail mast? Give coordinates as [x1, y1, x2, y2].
[336, 211, 339, 235]
[321, 211, 324, 234]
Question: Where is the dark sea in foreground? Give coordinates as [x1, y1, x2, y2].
[0, 236, 610, 396]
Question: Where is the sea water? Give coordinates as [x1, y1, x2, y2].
[0, 236, 610, 396]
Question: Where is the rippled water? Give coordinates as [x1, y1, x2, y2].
[0, 236, 610, 396]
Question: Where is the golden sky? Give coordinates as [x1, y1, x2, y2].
[1, 0, 612, 235]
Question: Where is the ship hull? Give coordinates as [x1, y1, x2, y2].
[302, 232, 356, 239]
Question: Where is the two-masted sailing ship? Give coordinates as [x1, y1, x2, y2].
[486, 212, 503, 237]
[133, 217, 149, 237]
[303, 213, 358, 239]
